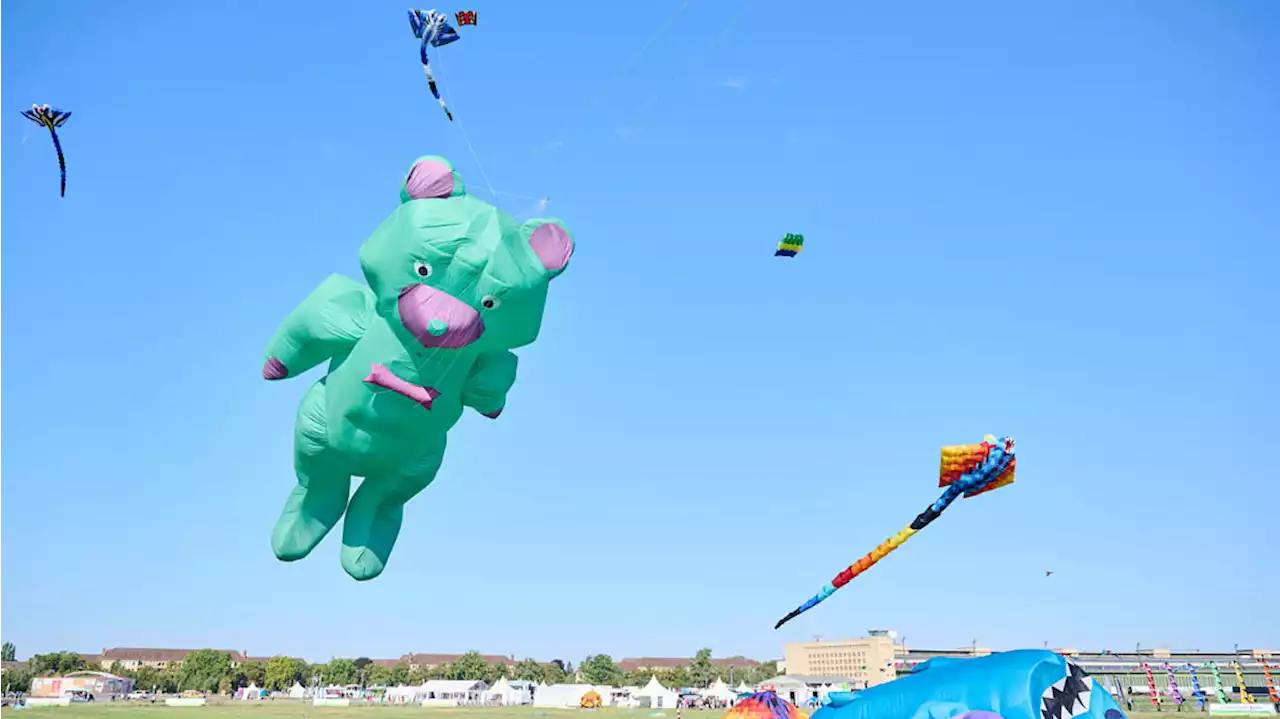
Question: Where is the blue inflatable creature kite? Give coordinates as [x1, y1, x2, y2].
[816, 650, 1129, 719]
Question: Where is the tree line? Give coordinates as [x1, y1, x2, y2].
[0, 643, 777, 695]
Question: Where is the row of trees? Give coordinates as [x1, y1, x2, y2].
[579, 649, 778, 690]
[0, 644, 778, 695]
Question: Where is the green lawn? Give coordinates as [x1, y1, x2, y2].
[0, 706, 685, 719]
[0, 702, 1183, 719]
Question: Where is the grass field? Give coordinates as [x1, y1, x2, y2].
[4, 706, 655, 719]
[0, 702, 1181, 719]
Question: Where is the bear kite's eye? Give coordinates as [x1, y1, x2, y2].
[480, 295, 500, 310]
[413, 261, 433, 279]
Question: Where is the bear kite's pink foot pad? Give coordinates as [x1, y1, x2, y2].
[482, 408, 503, 419]
[364, 363, 441, 409]
[263, 357, 288, 380]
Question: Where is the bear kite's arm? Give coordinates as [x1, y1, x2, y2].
[460, 350, 518, 418]
[262, 274, 375, 381]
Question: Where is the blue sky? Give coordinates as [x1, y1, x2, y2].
[3, 0, 1278, 664]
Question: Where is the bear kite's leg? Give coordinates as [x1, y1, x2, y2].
[270, 380, 353, 562]
[339, 444, 445, 581]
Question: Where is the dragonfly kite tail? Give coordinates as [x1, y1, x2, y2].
[21, 104, 72, 197]
[774, 436, 1016, 630]
[50, 126, 69, 197]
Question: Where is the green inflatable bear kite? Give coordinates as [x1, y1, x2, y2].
[262, 155, 575, 580]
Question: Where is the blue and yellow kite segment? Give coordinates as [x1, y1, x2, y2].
[775, 233, 804, 257]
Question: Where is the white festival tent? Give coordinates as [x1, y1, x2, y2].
[509, 680, 536, 705]
[634, 676, 680, 709]
[594, 685, 636, 708]
[386, 684, 425, 703]
[488, 677, 514, 705]
[703, 679, 738, 702]
[421, 679, 489, 705]
[619, 686, 642, 707]
[736, 682, 755, 694]
[488, 677, 533, 705]
[288, 682, 307, 699]
[533, 683, 597, 707]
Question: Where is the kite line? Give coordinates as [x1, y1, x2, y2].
[418, 0, 751, 212]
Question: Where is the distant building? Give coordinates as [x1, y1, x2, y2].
[30, 671, 134, 699]
[402, 653, 514, 671]
[618, 656, 761, 673]
[241, 656, 306, 665]
[895, 646, 1279, 699]
[96, 647, 249, 670]
[784, 636, 896, 688]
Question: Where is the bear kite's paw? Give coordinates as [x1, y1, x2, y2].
[364, 363, 441, 410]
[482, 408, 503, 419]
[263, 357, 288, 380]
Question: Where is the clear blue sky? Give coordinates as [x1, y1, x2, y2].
[3, 0, 1277, 664]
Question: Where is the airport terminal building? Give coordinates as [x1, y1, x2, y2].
[785, 631, 1277, 700]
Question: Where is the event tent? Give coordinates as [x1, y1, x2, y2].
[488, 678, 514, 705]
[534, 684, 598, 708]
[703, 679, 737, 703]
[488, 677, 533, 706]
[421, 679, 488, 705]
[634, 676, 680, 709]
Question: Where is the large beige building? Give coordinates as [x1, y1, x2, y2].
[95, 648, 249, 670]
[783, 636, 896, 688]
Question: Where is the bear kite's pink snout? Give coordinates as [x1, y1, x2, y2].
[398, 284, 485, 348]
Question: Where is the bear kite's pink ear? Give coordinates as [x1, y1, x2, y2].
[401, 156, 465, 202]
[525, 220, 574, 277]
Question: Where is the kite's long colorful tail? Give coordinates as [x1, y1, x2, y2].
[1185, 663, 1206, 710]
[773, 436, 1016, 630]
[1166, 663, 1184, 708]
[1210, 662, 1230, 704]
[1262, 659, 1278, 706]
[1233, 662, 1254, 703]
[1143, 664, 1161, 710]
[1112, 677, 1134, 712]
[50, 128, 68, 197]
